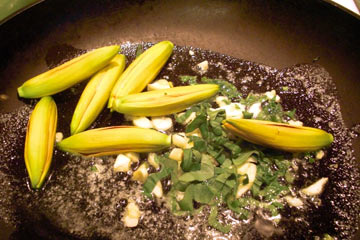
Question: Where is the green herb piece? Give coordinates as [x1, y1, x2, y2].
[179, 155, 214, 182]
[174, 106, 197, 124]
[226, 196, 250, 219]
[178, 184, 195, 211]
[180, 75, 198, 85]
[209, 120, 223, 136]
[189, 136, 207, 153]
[201, 77, 240, 99]
[257, 99, 283, 122]
[322, 234, 334, 240]
[221, 159, 232, 168]
[242, 93, 267, 106]
[233, 150, 258, 166]
[223, 142, 241, 156]
[192, 149, 202, 162]
[208, 206, 231, 233]
[193, 184, 215, 204]
[90, 166, 98, 172]
[303, 152, 316, 164]
[285, 109, 296, 120]
[181, 149, 193, 172]
[142, 98, 295, 227]
[216, 153, 226, 165]
[135, 44, 144, 58]
[282, 86, 289, 91]
[285, 171, 295, 184]
[143, 156, 178, 197]
[274, 158, 290, 177]
[242, 111, 253, 119]
[178, 183, 215, 211]
[222, 98, 231, 105]
[186, 114, 207, 132]
[207, 108, 225, 121]
[259, 181, 289, 201]
[199, 122, 209, 139]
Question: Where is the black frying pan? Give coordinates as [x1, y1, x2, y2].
[0, 0, 359, 239]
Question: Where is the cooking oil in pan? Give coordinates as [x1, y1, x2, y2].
[0, 43, 359, 240]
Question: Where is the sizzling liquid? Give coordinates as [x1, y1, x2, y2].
[0, 43, 359, 240]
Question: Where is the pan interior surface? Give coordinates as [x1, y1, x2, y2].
[0, 0, 359, 239]
[0, 42, 359, 240]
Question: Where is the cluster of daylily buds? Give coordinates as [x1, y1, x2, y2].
[18, 40, 333, 189]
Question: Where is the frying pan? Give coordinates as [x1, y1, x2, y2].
[0, 0, 359, 239]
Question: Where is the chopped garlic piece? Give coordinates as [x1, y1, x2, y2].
[215, 96, 229, 107]
[189, 50, 195, 56]
[0, 94, 9, 101]
[151, 117, 173, 131]
[288, 120, 303, 127]
[275, 95, 281, 102]
[185, 112, 196, 125]
[131, 163, 148, 183]
[196, 60, 209, 74]
[147, 153, 160, 169]
[125, 152, 140, 163]
[147, 79, 172, 91]
[172, 133, 192, 149]
[284, 196, 303, 207]
[248, 102, 262, 118]
[177, 111, 197, 125]
[123, 201, 141, 228]
[132, 116, 153, 129]
[176, 191, 185, 201]
[301, 177, 328, 196]
[217, 103, 245, 119]
[265, 90, 276, 99]
[169, 148, 184, 162]
[236, 162, 257, 198]
[316, 150, 325, 160]
[55, 132, 63, 142]
[114, 154, 132, 172]
[185, 128, 202, 138]
[152, 181, 163, 198]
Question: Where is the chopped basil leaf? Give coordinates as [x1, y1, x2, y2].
[178, 184, 195, 211]
[201, 77, 240, 99]
[135, 44, 144, 58]
[186, 114, 207, 133]
[193, 184, 215, 204]
[285, 109, 297, 120]
[179, 155, 214, 182]
[141, 94, 299, 230]
[181, 149, 193, 172]
[208, 206, 231, 233]
[179, 75, 198, 85]
[143, 156, 178, 197]
[242, 93, 267, 105]
[242, 111, 253, 119]
[233, 150, 258, 166]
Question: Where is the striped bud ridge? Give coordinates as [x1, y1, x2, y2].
[18, 45, 120, 98]
[108, 41, 174, 108]
[223, 119, 333, 152]
[70, 54, 126, 135]
[57, 126, 171, 157]
[112, 84, 219, 116]
[25, 96, 57, 189]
